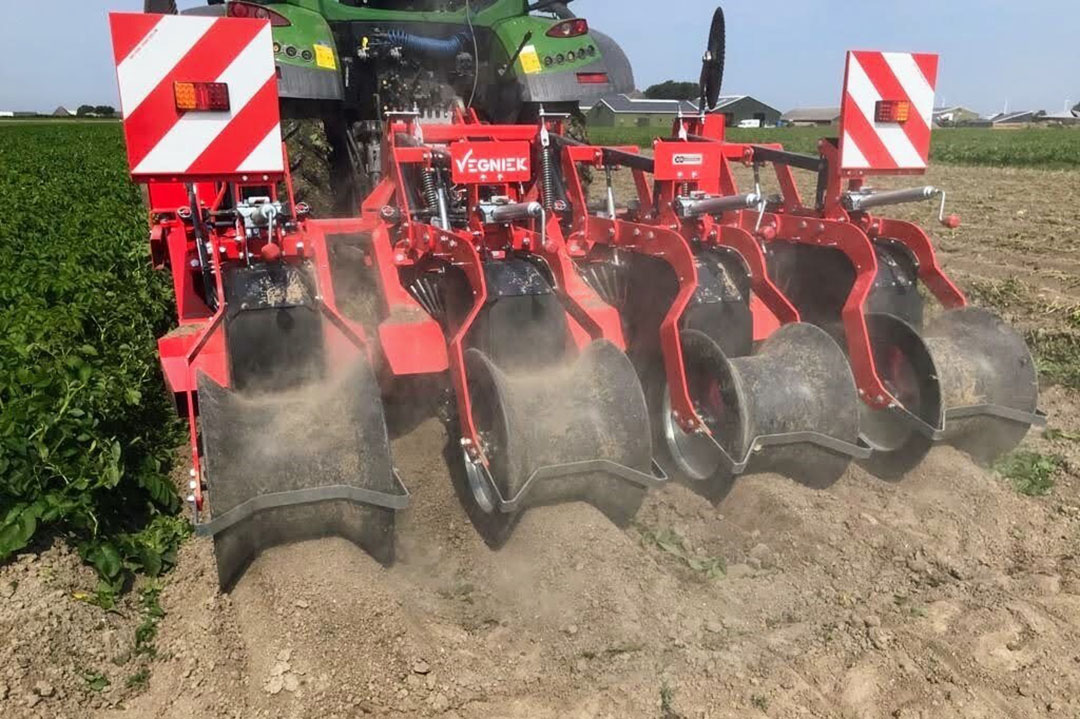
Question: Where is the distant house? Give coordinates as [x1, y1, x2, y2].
[53, 106, 75, 117]
[781, 107, 841, 127]
[933, 106, 981, 126]
[587, 94, 781, 129]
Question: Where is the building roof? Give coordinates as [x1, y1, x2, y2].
[1042, 109, 1080, 120]
[933, 105, 980, 116]
[595, 94, 773, 116]
[781, 107, 842, 122]
[989, 110, 1043, 124]
[52, 106, 74, 117]
[596, 94, 699, 114]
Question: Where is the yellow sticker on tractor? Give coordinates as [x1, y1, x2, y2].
[520, 45, 542, 75]
[314, 44, 337, 70]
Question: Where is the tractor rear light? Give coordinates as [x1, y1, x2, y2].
[546, 18, 588, 38]
[227, 1, 291, 27]
[576, 72, 609, 84]
[174, 82, 231, 113]
[875, 100, 910, 123]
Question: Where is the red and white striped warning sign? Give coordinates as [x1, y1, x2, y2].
[838, 51, 939, 174]
[109, 12, 284, 180]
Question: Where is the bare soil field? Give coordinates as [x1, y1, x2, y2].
[2, 164, 1079, 719]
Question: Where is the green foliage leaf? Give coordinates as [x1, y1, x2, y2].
[0, 123, 187, 588]
[993, 450, 1063, 497]
[84, 671, 110, 692]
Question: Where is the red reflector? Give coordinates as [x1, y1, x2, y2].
[227, 1, 291, 26]
[874, 100, 911, 123]
[576, 72, 609, 84]
[174, 82, 231, 113]
[546, 18, 589, 38]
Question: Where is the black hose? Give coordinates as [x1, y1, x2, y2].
[384, 29, 471, 61]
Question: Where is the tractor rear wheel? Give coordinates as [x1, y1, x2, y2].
[283, 115, 380, 217]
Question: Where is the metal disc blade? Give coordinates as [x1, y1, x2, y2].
[662, 323, 860, 491]
[731, 323, 861, 488]
[197, 360, 404, 589]
[463, 339, 653, 537]
[924, 307, 1039, 464]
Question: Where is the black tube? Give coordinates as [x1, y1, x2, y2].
[384, 30, 471, 61]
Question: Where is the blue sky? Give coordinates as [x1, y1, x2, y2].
[2, 1, 1077, 115]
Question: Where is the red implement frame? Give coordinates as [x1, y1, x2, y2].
[560, 95, 966, 431]
[560, 119, 797, 436]
[665, 114, 965, 412]
[366, 112, 627, 470]
[146, 144, 378, 512]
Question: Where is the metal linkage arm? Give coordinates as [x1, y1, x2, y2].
[844, 186, 939, 212]
[750, 145, 825, 173]
[676, 193, 762, 218]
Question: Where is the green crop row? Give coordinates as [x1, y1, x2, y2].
[587, 125, 1080, 169]
[0, 123, 186, 601]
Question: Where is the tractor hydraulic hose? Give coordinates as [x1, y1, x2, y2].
[384, 30, 471, 61]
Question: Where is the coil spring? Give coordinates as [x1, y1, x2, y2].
[540, 145, 557, 210]
[421, 169, 440, 213]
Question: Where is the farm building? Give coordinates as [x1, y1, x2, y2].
[1040, 110, 1080, 126]
[989, 110, 1043, 126]
[782, 107, 841, 126]
[586, 94, 781, 128]
[933, 106, 981, 126]
[0, 111, 13, 118]
[52, 106, 75, 117]
[703, 95, 782, 127]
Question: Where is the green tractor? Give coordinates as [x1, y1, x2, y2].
[147, 1, 633, 211]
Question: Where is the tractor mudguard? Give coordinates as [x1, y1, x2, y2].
[490, 15, 634, 109]
[181, 2, 344, 103]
